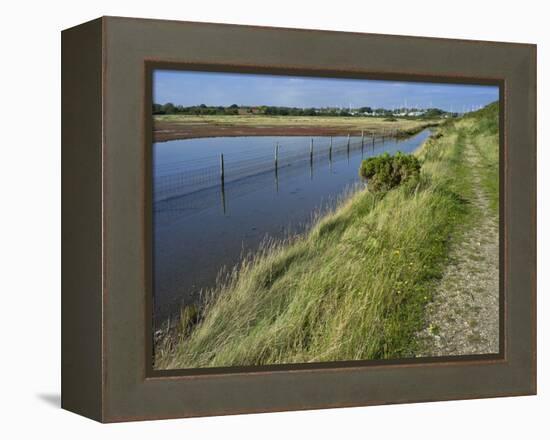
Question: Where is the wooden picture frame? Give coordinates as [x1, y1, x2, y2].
[61, 16, 536, 422]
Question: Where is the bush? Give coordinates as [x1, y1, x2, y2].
[359, 152, 421, 192]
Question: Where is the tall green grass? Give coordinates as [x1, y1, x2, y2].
[464, 102, 499, 213]
[155, 107, 497, 369]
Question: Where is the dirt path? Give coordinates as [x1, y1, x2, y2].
[416, 132, 499, 356]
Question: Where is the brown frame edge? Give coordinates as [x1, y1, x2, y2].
[61, 16, 536, 423]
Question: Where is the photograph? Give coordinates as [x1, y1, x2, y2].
[151, 70, 501, 370]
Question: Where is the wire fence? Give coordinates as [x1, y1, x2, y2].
[154, 132, 394, 202]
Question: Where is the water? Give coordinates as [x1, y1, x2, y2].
[153, 130, 432, 328]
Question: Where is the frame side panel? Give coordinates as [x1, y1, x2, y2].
[61, 18, 104, 421]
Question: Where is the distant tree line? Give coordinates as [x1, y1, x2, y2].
[153, 103, 241, 115]
[152, 103, 450, 119]
[422, 108, 446, 118]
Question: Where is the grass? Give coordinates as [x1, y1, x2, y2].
[464, 102, 500, 213]
[154, 113, 440, 133]
[155, 105, 498, 370]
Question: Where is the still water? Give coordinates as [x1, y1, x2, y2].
[153, 130, 431, 328]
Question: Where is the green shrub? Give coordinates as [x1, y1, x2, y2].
[359, 152, 421, 192]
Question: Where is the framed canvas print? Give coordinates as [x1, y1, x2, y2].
[61, 16, 536, 422]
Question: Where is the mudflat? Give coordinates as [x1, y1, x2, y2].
[153, 114, 439, 141]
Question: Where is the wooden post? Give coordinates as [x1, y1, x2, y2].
[310, 138, 314, 164]
[274, 142, 279, 191]
[220, 180, 226, 214]
[372, 135, 375, 150]
[329, 136, 333, 162]
[220, 153, 225, 185]
[347, 134, 350, 153]
[361, 130, 364, 155]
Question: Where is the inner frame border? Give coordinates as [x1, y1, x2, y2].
[143, 60, 506, 379]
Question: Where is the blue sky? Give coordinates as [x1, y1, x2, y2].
[153, 69, 499, 112]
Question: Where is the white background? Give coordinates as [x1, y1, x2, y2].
[0, 0, 547, 437]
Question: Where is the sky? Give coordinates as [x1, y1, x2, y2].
[153, 69, 499, 112]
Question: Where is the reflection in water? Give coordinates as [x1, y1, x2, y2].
[153, 130, 431, 328]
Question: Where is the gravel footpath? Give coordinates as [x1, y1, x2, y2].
[416, 134, 499, 356]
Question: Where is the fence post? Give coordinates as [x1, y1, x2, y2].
[221, 180, 226, 214]
[275, 142, 279, 170]
[372, 134, 375, 151]
[310, 138, 314, 164]
[361, 130, 364, 155]
[220, 153, 225, 185]
[329, 136, 333, 162]
[347, 134, 350, 153]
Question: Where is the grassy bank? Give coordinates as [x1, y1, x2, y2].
[155, 105, 498, 369]
[463, 103, 499, 213]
